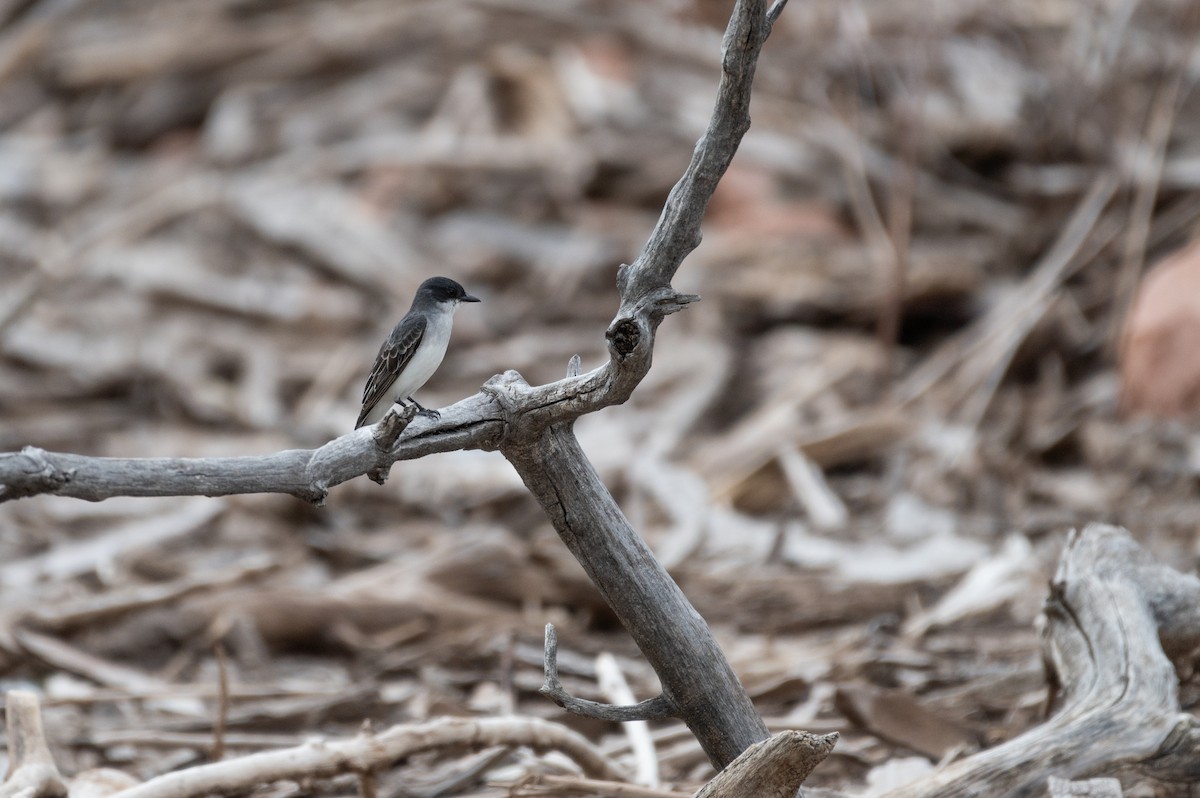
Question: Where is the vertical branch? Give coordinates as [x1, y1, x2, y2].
[620, 0, 770, 297]
[504, 424, 769, 769]
[499, 0, 785, 773]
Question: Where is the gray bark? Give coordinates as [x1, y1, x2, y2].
[0, 401, 491, 505]
[505, 422, 769, 766]
[694, 730, 838, 798]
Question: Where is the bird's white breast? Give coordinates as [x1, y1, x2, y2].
[390, 306, 454, 402]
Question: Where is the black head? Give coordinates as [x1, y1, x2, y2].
[418, 276, 480, 304]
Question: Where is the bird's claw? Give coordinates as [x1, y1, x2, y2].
[417, 408, 441, 420]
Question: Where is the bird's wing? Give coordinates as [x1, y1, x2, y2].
[356, 314, 427, 428]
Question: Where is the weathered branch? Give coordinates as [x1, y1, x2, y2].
[0, 0, 792, 779]
[366, 405, 415, 483]
[619, 0, 766, 298]
[0, 691, 67, 798]
[500, 0, 778, 770]
[539, 623, 676, 722]
[0, 323, 679, 507]
[766, 0, 789, 28]
[506, 424, 770, 768]
[880, 524, 1200, 797]
[692, 730, 838, 798]
[100, 716, 625, 798]
[0, 396, 498, 505]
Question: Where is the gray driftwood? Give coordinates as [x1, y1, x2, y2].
[879, 524, 1200, 798]
[0, 0, 790, 775]
[692, 730, 839, 798]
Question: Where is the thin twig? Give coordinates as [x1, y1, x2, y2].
[539, 624, 676, 723]
[595, 652, 659, 787]
[356, 721, 378, 798]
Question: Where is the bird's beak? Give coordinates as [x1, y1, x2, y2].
[462, 294, 481, 303]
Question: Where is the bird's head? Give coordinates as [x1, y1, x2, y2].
[419, 276, 481, 306]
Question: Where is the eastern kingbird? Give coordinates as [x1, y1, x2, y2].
[355, 276, 480, 429]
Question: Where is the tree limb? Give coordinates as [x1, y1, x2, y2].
[880, 524, 1200, 797]
[492, 2, 781, 769]
[507, 422, 770, 767]
[0, 396, 498, 505]
[102, 716, 625, 798]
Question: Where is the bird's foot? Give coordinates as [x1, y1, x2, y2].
[409, 399, 440, 420]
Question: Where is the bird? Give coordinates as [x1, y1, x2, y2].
[355, 276, 480, 429]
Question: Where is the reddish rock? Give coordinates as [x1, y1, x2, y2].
[1120, 238, 1200, 418]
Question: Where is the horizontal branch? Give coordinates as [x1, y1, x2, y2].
[105, 716, 626, 798]
[0, 316, 696, 505]
[0, 394, 501, 504]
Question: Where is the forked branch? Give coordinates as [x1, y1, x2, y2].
[0, 0, 794, 780]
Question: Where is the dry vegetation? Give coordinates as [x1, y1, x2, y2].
[2, 0, 1200, 796]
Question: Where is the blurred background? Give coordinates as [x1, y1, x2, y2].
[2, 0, 1200, 795]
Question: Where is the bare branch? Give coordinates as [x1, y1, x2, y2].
[619, 0, 768, 298]
[539, 624, 676, 722]
[0, 394, 502, 505]
[366, 405, 415, 484]
[211, 643, 230, 762]
[507, 7, 781, 765]
[766, 0, 789, 29]
[108, 716, 626, 798]
[510, 426, 770, 768]
[880, 525, 1200, 797]
[693, 730, 838, 798]
[0, 690, 67, 798]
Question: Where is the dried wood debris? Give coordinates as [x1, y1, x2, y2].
[2, 0, 1200, 795]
